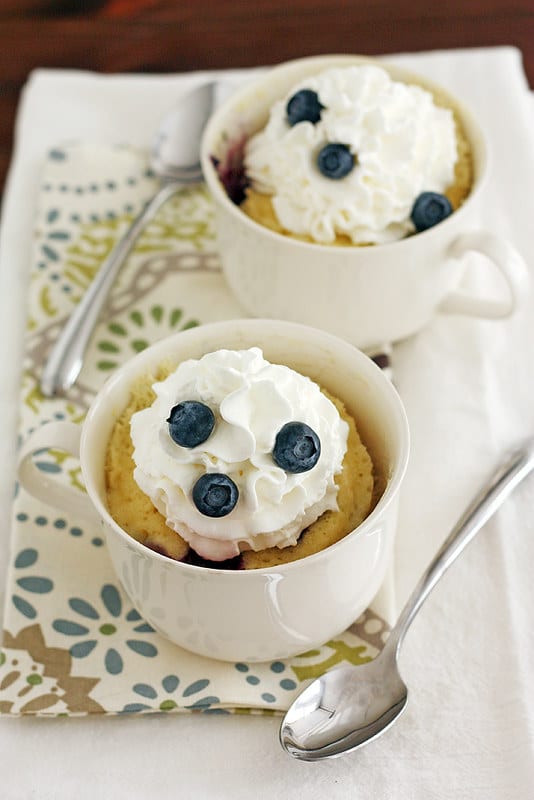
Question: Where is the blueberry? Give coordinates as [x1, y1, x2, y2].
[272, 422, 321, 473]
[167, 401, 215, 448]
[317, 143, 355, 179]
[411, 192, 453, 232]
[286, 89, 324, 126]
[192, 473, 239, 517]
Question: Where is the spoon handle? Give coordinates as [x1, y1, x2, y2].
[40, 180, 183, 397]
[391, 438, 534, 653]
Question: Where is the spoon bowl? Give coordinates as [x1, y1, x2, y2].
[280, 438, 534, 760]
[40, 81, 216, 397]
[150, 82, 216, 182]
[281, 653, 408, 761]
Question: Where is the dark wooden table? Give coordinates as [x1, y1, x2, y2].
[1, 0, 533, 194]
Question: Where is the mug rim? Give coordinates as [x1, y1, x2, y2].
[200, 53, 488, 253]
[81, 318, 410, 577]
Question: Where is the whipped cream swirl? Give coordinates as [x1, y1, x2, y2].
[244, 65, 458, 244]
[130, 348, 348, 561]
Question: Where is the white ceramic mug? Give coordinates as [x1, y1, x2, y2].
[17, 319, 409, 662]
[201, 55, 529, 350]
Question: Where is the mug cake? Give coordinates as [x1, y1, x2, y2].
[104, 347, 380, 569]
[18, 319, 410, 660]
[213, 62, 473, 246]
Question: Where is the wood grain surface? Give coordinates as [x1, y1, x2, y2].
[0, 0, 533, 193]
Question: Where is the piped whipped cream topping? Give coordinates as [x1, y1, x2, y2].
[244, 65, 458, 244]
[130, 348, 348, 561]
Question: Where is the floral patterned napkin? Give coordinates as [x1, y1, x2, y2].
[0, 143, 391, 717]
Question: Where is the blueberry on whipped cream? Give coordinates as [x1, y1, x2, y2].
[317, 143, 355, 180]
[411, 191, 453, 232]
[273, 421, 321, 473]
[192, 473, 239, 517]
[167, 401, 215, 448]
[286, 89, 324, 126]
[129, 348, 348, 561]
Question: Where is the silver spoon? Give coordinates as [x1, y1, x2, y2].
[40, 81, 216, 397]
[280, 437, 534, 761]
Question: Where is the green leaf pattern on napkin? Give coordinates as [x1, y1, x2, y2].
[1, 143, 388, 717]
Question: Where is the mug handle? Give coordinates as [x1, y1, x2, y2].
[17, 421, 98, 522]
[439, 230, 529, 318]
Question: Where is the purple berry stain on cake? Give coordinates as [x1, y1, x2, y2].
[211, 134, 249, 205]
[183, 549, 244, 571]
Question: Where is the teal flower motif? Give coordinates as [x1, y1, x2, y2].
[52, 583, 158, 675]
[11, 548, 54, 619]
[121, 673, 225, 714]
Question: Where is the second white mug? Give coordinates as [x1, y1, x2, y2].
[201, 55, 528, 350]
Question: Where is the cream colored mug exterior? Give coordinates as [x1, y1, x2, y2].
[17, 320, 409, 662]
[201, 56, 529, 350]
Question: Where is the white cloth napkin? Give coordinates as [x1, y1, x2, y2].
[0, 46, 533, 799]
